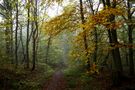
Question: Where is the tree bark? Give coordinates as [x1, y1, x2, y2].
[45, 36, 51, 63]
[15, 0, 19, 68]
[32, 0, 38, 70]
[79, 0, 90, 70]
[127, 0, 134, 75]
[26, 0, 30, 68]
[102, 0, 123, 86]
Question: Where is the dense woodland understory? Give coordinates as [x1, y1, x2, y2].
[0, 0, 135, 90]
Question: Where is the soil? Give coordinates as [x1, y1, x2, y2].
[43, 70, 67, 90]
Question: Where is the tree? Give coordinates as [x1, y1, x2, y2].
[79, 0, 90, 71]
[102, 0, 123, 86]
[45, 35, 52, 63]
[26, 0, 30, 68]
[0, 0, 14, 63]
[32, 0, 39, 70]
[127, 0, 134, 75]
[15, 0, 19, 68]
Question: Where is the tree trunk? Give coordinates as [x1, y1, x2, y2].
[87, 0, 98, 62]
[45, 36, 51, 63]
[26, 0, 30, 68]
[32, 20, 36, 70]
[32, 0, 38, 70]
[10, 11, 14, 64]
[127, 0, 134, 75]
[93, 26, 98, 62]
[102, 0, 123, 86]
[15, 0, 19, 68]
[20, 25, 26, 64]
[79, 0, 90, 70]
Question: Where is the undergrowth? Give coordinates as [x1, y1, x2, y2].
[0, 63, 54, 90]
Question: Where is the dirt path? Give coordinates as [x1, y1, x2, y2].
[43, 70, 67, 90]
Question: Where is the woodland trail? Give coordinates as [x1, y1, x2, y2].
[43, 70, 67, 90]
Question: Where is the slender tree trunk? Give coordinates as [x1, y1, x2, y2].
[5, 1, 11, 56]
[15, 0, 19, 68]
[10, 12, 14, 64]
[45, 36, 51, 63]
[32, 20, 36, 70]
[20, 25, 26, 64]
[5, 27, 10, 55]
[32, 0, 38, 70]
[93, 27, 98, 62]
[26, 0, 30, 68]
[88, 0, 98, 62]
[79, 0, 90, 70]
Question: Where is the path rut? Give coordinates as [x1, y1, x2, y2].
[43, 70, 67, 90]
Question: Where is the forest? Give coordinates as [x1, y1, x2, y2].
[0, 0, 135, 90]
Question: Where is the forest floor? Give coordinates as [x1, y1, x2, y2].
[0, 63, 54, 90]
[43, 70, 67, 90]
[1, 64, 135, 90]
[89, 70, 135, 90]
[42, 69, 135, 90]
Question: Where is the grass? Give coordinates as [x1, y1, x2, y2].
[63, 64, 93, 90]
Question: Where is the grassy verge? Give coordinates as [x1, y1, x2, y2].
[63, 65, 93, 90]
